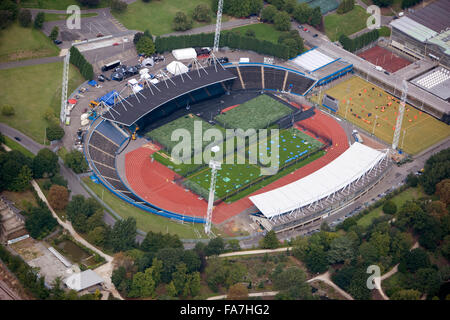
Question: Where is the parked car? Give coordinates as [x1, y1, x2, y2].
[313, 34, 318, 38]
[96, 33, 104, 37]
[218, 57, 229, 63]
[111, 72, 124, 81]
[97, 75, 105, 82]
[101, 74, 111, 81]
[53, 39, 62, 45]
[14, 136, 21, 141]
[112, 42, 119, 46]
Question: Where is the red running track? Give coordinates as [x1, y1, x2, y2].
[125, 108, 349, 224]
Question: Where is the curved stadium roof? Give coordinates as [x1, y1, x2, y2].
[249, 142, 388, 218]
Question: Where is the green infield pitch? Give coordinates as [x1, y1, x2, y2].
[214, 94, 293, 131]
[183, 128, 323, 202]
[317, 76, 450, 154]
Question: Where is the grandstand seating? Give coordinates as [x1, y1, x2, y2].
[416, 67, 450, 89]
[264, 68, 285, 91]
[239, 66, 262, 90]
[226, 65, 315, 95]
[95, 120, 128, 146]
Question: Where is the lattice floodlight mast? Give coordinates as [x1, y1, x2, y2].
[392, 80, 408, 151]
[60, 51, 70, 123]
[213, 0, 224, 52]
[205, 146, 221, 235]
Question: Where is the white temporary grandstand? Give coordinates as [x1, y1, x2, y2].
[249, 143, 388, 219]
[411, 66, 450, 100]
[291, 48, 336, 73]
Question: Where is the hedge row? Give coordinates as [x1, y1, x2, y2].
[155, 32, 293, 59]
[339, 29, 380, 53]
[69, 46, 94, 80]
[401, 0, 422, 9]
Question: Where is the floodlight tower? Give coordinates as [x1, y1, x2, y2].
[205, 146, 221, 235]
[60, 51, 70, 123]
[392, 80, 408, 151]
[213, 0, 224, 52]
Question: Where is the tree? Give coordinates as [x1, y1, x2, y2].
[33, 148, 58, 178]
[11, 165, 33, 192]
[391, 289, 421, 300]
[227, 283, 248, 300]
[25, 206, 58, 239]
[412, 268, 441, 296]
[226, 239, 241, 252]
[205, 237, 225, 256]
[337, 0, 354, 14]
[34, 12, 45, 29]
[373, 0, 393, 7]
[399, 248, 430, 273]
[382, 200, 397, 215]
[18, 9, 32, 27]
[140, 231, 182, 254]
[87, 226, 107, 246]
[156, 247, 185, 283]
[369, 232, 391, 258]
[273, 11, 291, 31]
[420, 148, 450, 195]
[0, 150, 32, 192]
[293, 3, 311, 24]
[46, 123, 65, 141]
[78, 0, 100, 7]
[245, 29, 255, 37]
[64, 150, 88, 174]
[406, 172, 419, 187]
[172, 12, 193, 31]
[1, 105, 15, 116]
[309, 7, 322, 27]
[128, 267, 156, 298]
[261, 5, 277, 23]
[305, 244, 328, 274]
[133, 32, 144, 45]
[193, 4, 212, 23]
[282, 0, 297, 14]
[136, 35, 155, 56]
[0, 0, 18, 30]
[186, 272, 201, 297]
[110, 217, 137, 252]
[327, 235, 356, 265]
[110, 0, 127, 13]
[49, 26, 59, 41]
[48, 185, 69, 211]
[260, 230, 280, 249]
[171, 263, 188, 296]
[273, 266, 312, 300]
[436, 179, 450, 205]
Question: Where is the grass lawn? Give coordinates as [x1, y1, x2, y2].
[82, 177, 218, 239]
[147, 113, 225, 154]
[324, 5, 370, 41]
[357, 187, 426, 227]
[0, 62, 85, 144]
[20, 0, 109, 10]
[316, 76, 450, 154]
[0, 22, 60, 63]
[223, 23, 284, 44]
[1, 190, 38, 211]
[112, 0, 225, 36]
[3, 136, 35, 158]
[214, 94, 293, 131]
[44, 13, 98, 22]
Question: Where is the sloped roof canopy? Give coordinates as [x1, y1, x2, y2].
[250, 143, 387, 218]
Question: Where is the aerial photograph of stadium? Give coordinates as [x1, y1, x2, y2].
[0, 0, 449, 311]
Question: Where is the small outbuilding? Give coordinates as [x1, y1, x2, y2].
[64, 269, 104, 292]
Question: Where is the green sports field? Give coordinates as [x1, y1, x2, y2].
[214, 94, 293, 131]
[183, 128, 323, 201]
[146, 114, 226, 155]
[316, 76, 450, 155]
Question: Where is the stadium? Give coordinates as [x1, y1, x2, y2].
[80, 42, 402, 236]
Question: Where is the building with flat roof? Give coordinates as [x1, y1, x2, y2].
[389, 0, 450, 67]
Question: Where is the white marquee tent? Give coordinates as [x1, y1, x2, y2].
[172, 48, 197, 60]
[166, 61, 189, 76]
[249, 143, 387, 219]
